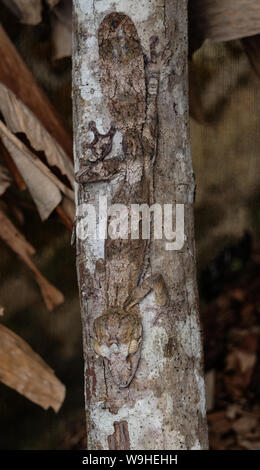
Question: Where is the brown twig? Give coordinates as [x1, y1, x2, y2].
[55, 204, 73, 231]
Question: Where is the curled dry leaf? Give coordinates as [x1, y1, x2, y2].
[0, 306, 4, 316]
[0, 164, 12, 196]
[47, 0, 60, 8]
[51, 19, 72, 61]
[226, 348, 256, 374]
[0, 25, 73, 159]
[0, 83, 74, 188]
[0, 208, 64, 311]
[56, 203, 74, 231]
[51, 0, 72, 60]
[1, 0, 42, 25]
[232, 415, 258, 435]
[238, 439, 260, 450]
[225, 404, 241, 421]
[0, 122, 61, 220]
[0, 323, 65, 411]
[190, 0, 260, 43]
[0, 120, 74, 220]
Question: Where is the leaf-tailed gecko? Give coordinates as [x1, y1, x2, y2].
[75, 13, 168, 388]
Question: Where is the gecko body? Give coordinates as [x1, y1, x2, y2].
[76, 13, 167, 388]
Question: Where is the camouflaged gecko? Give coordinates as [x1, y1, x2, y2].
[75, 13, 168, 388]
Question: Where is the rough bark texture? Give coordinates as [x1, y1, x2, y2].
[73, 0, 208, 450]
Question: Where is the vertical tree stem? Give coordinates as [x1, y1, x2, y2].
[73, 0, 208, 450]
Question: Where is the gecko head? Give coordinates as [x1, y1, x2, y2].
[93, 308, 142, 388]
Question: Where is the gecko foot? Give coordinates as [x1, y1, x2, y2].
[125, 273, 168, 309]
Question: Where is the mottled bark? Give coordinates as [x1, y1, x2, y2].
[73, 0, 208, 450]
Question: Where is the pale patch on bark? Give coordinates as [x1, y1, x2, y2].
[191, 439, 202, 450]
[139, 293, 168, 380]
[173, 84, 185, 116]
[195, 369, 207, 418]
[91, 390, 186, 450]
[175, 314, 202, 359]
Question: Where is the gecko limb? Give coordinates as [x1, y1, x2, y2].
[75, 158, 125, 183]
[125, 274, 168, 309]
[85, 121, 116, 161]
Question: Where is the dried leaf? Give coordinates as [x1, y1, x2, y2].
[0, 164, 12, 196]
[237, 350, 256, 373]
[0, 26, 73, 159]
[238, 439, 260, 450]
[226, 349, 256, 374]
[1, 0, 42, 25]
[232, 416, 258, 435]
[51, 20, 71, 60]
[53, 0, 70, 26]
[0, 207, 35, 255]
[0, 83, 74, 188]
[0, 120, 74, 220]
[0, 306, 4, 316]
[47, 0, 60, 7]
[51, 14, 72, 60]
[0, 208, 64, 311]
[51, 0, 72, 60]
[61, 196, 75, 222]
[56, 204, 73, 231]
[0, 324, 65, 411]
[225, 404, 241, 421]
[190, 0, 260, 43]
[0, 124, 62, 220]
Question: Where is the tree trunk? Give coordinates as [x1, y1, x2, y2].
[72, 0, 208, 450]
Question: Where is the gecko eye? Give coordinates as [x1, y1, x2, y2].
[94, 340, 102, 356]
[88, 121, 97, 131]
[128, 339, 140, 355]
[94, 341, 109, 357]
